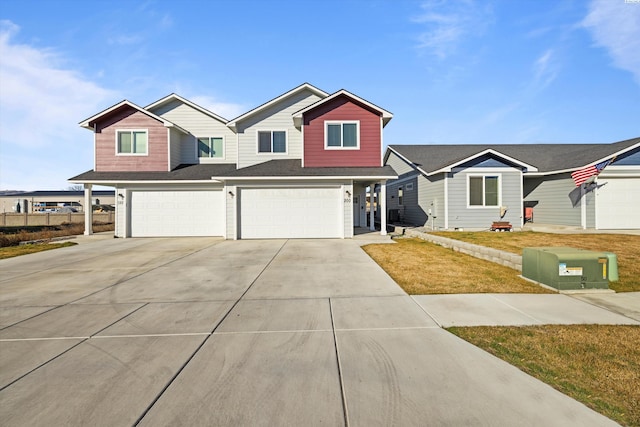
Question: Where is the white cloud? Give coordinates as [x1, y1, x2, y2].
[582, 0, 640, 84]
[188, 95, 247, 121]
[533, 49, 559, 89]
[0, 20, 116, 190]
[412, 0, 494, 59]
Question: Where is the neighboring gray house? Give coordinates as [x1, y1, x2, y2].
[384, 137, 640, 230]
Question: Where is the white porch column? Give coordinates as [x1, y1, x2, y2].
[369, 184, 375, 231]
[380, 181, 387, 236]
[580, 184, 587, 229]
[84, 184, 93, 235]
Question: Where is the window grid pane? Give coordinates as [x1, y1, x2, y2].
[343, 123, 357, 147]
[198, 138, 210, 157]
[118, 132, 132, 153]
[211, 137, 223, 158]
[272, 131, 286, 153]
[133, 131, 147, 154]
[485, 176, 499, 206]
[258, 132, 271, 153]
[469, 177, 483, 206]
[327, 124, 341, 147]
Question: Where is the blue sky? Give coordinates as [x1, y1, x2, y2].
[1, 0, 639, 190]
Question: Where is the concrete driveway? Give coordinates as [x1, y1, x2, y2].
[0, 237, 622, 426]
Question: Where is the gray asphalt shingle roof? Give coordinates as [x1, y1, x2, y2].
[213, 159, 397, 178]
[69, 164, 238, 182]
[389, 137, 640, 174]
[69, 160, 396, 182]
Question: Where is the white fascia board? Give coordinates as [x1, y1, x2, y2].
[68, 179, 224, 185]
[210, 175, 398, 181]
[292, 89, 393, 127]
[227, 83, 329, 131]
[387, 147, 430, 176]
[432, 148, 538, 174]
[145, 93, 229, 124]
[79, 100, 189, 134]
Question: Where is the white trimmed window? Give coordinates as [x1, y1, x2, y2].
[116, 130, 147, 155]
[468, 175, 500, 207]
[198, 137, 224, 158]
[398, 186, 404, 205]
[257, 131, 287, 153]
[325, 121, 359, 149]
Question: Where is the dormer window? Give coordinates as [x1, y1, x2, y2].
[116, 130, 148, 155]
[325, 121, 359, 149]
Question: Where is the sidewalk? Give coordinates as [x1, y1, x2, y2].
[412, 293, 640, 327]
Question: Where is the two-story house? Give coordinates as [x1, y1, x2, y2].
[70, 83, 396, 239]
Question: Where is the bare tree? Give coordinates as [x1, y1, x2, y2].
[67, 185, 84, 191]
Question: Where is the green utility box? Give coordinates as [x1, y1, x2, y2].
[522, 247, 610, 291]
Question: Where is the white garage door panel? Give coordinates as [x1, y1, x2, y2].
[596, 178, 639, 229]
[240, 188, 342, 239]
[130, 190, 224, 237]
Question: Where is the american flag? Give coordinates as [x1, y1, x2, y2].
[571, 158, 614, 187]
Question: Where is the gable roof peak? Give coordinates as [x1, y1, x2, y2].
[78, 100, 187, 134]
[292, 89, 393, 127]
[145, 93, 229, 123]
[226, 83, 329, 130]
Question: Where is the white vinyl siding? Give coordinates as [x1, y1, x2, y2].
[115, 188, 126, 237]
[150, 100, 237, 164]
[343, 182, 354, 238]
[236, 90, 323, 169]
[169, 127, 182, 170]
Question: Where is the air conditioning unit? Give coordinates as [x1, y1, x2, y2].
[522, 247, 612, 291]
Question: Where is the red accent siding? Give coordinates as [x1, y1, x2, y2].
[303, 96, 382, 167]
[94, 107, 168, 172]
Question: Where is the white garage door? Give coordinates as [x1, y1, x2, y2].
[596, 178, 640, 229]
[239, 187, 343, 239]
[130, 190, 224, 237]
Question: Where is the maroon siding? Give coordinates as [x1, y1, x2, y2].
[303, 96, 382, 167]
[94, 106, 168, 172]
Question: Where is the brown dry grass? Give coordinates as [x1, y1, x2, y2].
[362, 238, 553, 294]
[449, 325, 640, 426]
[0, 223, 114, 248]
[431, 232, 640, 292]
[0, 242, 78, 259]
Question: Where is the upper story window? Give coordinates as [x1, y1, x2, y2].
[198, 137, 224, 158]
[398, 186, 403, 205]
[325, 121, 359, 149]
[468, 175, 500, 207]
[116, 130, 147, 155]
[258, 130, 287, 154]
